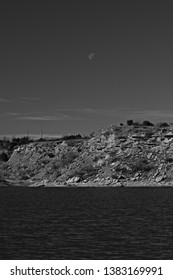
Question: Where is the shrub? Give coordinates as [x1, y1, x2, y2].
[45, 166, 61, 177]
[157, 122, 169, 128]
[66, 139, 80, 146]
[142, 120, 154, 126]
[42, 159, 50, 165]
[11, 137, 32, 146]
[114, 165, 130, 174]
[133, 121, 140, 126]
[109, 151, 118, 162]
[60, 151, 78, 167]
[0, 164, 9, 178]
[21, 174, 30, 180]
[61, 134, 82, 141]
[111, 173, 118, 179]
[50, 151, 78, 169]
[127, 119, 133, 126]
[131, 159, 153, 172]
[71, 164, 98, 180]
[145, 131, 153, 139]
[48, 153, 55, 158]
[93, 154, 100, 162]
[0, 152, 8, 162]
[103, 130, 111, 139]
[162, 128, 167, 133]
[165, 156, 173, 163]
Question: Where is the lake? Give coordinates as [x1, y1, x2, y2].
[0, 186, 173, 259]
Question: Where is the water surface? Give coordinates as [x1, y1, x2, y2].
[0, 186, 173, 259]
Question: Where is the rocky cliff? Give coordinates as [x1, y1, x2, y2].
[1, 122, 173, 186]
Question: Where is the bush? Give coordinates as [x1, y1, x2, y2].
[133, 121, 140, 126]
[162, 128, 168, 133]
[165, 156, 173, 163]
[111, 173, 118, 179]
[71, 164, 98, 180]
[145, 131, 153, 139]
[114, 165, 130, 174]
[109, 151, 118, 162]
[42, 159, 50, 165]
[0, 152, 8, 162]
[66, 139, 81, 146]
[11, 137, 32, 146]
[21, 174, 30, 180]
[60, 151, 78, 167]
[0, 163, 9, 178]
[48, 153, 55, 158]
[50, 151, 78, 170]
[61, 134, 82, 141]
[157, 122, 169, 128]
[142, 120, 154, 126]
[45, 166, 61, 177]
[103, 130, 111, 139]
[127, 119, 133, 126]
[131, 159, 153, 172]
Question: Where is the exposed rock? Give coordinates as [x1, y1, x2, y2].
[155, 175, 165, 183]
[67, 176, 80, 184]
[0, 179, 10, 186]
[2, 122, 173, 186]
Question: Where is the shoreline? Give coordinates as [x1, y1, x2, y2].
[1, 179, 173, 188]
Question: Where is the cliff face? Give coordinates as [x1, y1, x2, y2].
[2, 123, 173, 186]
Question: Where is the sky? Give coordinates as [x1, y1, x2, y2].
[1, 1, 173, 137]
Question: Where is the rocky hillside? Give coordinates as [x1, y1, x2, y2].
[1, 121, 173, 186]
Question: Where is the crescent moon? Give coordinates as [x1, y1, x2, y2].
[88, 53, 95, 61]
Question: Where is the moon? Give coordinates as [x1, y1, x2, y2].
[88, 53, 95, 61]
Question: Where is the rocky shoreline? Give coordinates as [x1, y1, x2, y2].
[1, 178, 173, 188]
[1, 121, 173, 187]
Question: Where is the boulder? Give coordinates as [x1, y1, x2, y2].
[155, 175, 165, 183]
[67, 176, 80, 184]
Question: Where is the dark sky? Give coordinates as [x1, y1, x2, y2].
[1, 1, 173, 137]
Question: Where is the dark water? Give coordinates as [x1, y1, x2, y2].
[0, 186, 173, 259]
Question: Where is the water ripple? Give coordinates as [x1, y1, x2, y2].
[0, 186, 173, 259]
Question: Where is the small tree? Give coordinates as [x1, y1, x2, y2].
[143, 120, 154, 126]
[127, 119, 133, 126]
[157, 122, 169, 128]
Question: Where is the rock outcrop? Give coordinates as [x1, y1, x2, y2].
[2, 122, 173, 186]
